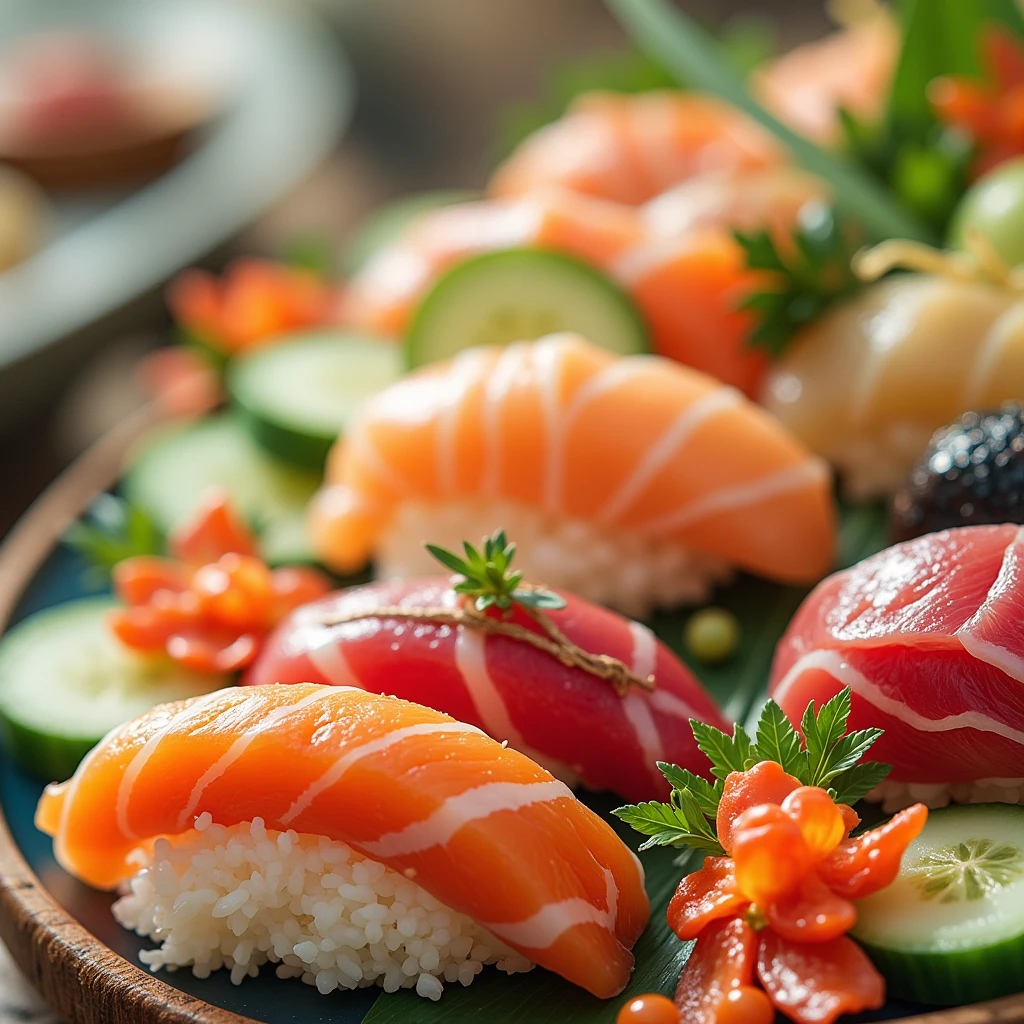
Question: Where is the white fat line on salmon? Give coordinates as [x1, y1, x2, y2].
[597, 387, 742, 524]
[544, 359, 654, 513]
[115, 689, 241, 841]
[480, 343, 531, 499]
[957, 526, 1024, 685]
[610, 234, 703, 286]
[625, 622, 664, 790]
[772, 649, 1024, 747]
[360, 779, 574, 858]
[636, 458, 830, 536]
[435, 349, 492, 495]
[280, 721, 483, 826]
[177, 688, 341, 831]
[453, 625, 523, 747]
[481, 868, 618, 951]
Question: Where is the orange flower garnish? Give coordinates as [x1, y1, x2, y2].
[667, 761, 927, 1024]
[167, 258, 340, 356]
[932, 25, 1024, 178]
[110, 489, 330, 674]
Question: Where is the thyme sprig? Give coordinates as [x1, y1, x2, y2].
[736, 202, 863, 357]
[426, 530, 566, 613]
[613, 688, 891, 853]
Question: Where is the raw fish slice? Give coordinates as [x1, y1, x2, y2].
[245, 578, 729, 802]
[309, 334, 836, 601]
[35, 684, 649, 999]
[490, 91, 782, 205]
[769, 525, 1024, 795]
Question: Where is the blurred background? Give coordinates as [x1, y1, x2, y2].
[0, 0, 829, 540]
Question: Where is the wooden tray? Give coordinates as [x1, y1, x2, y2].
[0, 410, 1022, 1024]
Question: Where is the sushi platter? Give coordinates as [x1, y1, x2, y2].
[5, 1, 1024, 1023]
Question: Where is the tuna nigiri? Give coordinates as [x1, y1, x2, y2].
[489, 91, 783, 205]
[769, 524, 1024, 811]
[246, 571, 729, 802]
[309, 333, 836, 614]
[36, 684, 649, 1000]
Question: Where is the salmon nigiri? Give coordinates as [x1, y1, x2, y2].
[309, 333, 836, 614]
[489, 91, 783, 205]
[36, 684, 649, 1000]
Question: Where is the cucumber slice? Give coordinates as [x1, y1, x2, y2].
[123, 414, 319, 565]
[228, 332, 401, 471]
[405, 249, 650, 368]
[0, 598, 227, 780]
[345, 189, 479, 274]
[853, 803, 1024, 1005]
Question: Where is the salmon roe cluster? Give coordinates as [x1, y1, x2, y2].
[667, 761, 927, 1024]
[111, 490, 330, 673]
[168, 257, 340, 356]
[931, 26, 1024, 179]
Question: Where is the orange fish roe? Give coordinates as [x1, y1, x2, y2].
[168, 257, 339, 356]
[668, 760, 927, 1024]
[932, 26, 1024, 179]
[110, 490, 330, 674]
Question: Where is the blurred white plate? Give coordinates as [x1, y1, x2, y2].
[0, 0, 353, 429]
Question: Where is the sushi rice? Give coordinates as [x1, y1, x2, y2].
[378, 500, 733, 618]
[867, 777, 1024, 814]
[114, 813, 533, 1001]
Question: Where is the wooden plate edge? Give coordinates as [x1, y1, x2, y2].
[0, 409, 1021, 1023]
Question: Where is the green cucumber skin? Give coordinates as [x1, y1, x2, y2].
[852, 803, 1024, 1006]
[860, 936, 1024, 1006]
[405, 248, 650, 370]
[233, 394, 334, 472]
[0, 713, 95, 782]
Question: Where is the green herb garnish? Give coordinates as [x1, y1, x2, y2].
[613, 687, 891, 853]
[426, 529, 566, 613]
[736, 202, 863, 356]
[64, 494, 163, 576]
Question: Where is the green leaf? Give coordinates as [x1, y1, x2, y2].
[426, 543, 472, 576]
[605, 0, 935, 243]
[657, 763, 721, 818]
[513, 588, 567, 610]
[690, 720, 753, 781]
[63, 494, 163, 575]
[755, 700, 807, 781]
[832, 760, 893, 806]
[888, 0, 1024, 138]
[612, 799, 724, 855]
[818, 728, 885, 784]
[802, 688, 852, 786]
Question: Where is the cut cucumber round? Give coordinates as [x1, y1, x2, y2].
[404, 248, 650, 368]
[0, 598, 228, 780]
[344, 189, 479, 274]
[123, 414, 319, 565]
[853, 803, 1024, 1005]
[228, 332, 401, 471]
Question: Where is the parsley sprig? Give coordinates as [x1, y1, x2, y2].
[64, 494, 163, 576]
[612, 688, 891, 855]
[426, 530, 566, 613]
[735, 202, 863, 358]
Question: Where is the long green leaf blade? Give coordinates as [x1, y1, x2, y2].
[605, 0, 935, 243]
[755, 700, 807, 781]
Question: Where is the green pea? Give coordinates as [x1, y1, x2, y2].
[949, 157, 1024, 268]
[684, 607, 740, 664]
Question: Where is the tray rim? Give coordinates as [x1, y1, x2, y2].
[0, 409, 1021, 1024]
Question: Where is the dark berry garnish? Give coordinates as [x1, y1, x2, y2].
[890, 405, 1024, 542]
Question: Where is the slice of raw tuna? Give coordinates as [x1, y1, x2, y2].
[769, 524, 1024, 789]
[245, 577, 728, 803]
